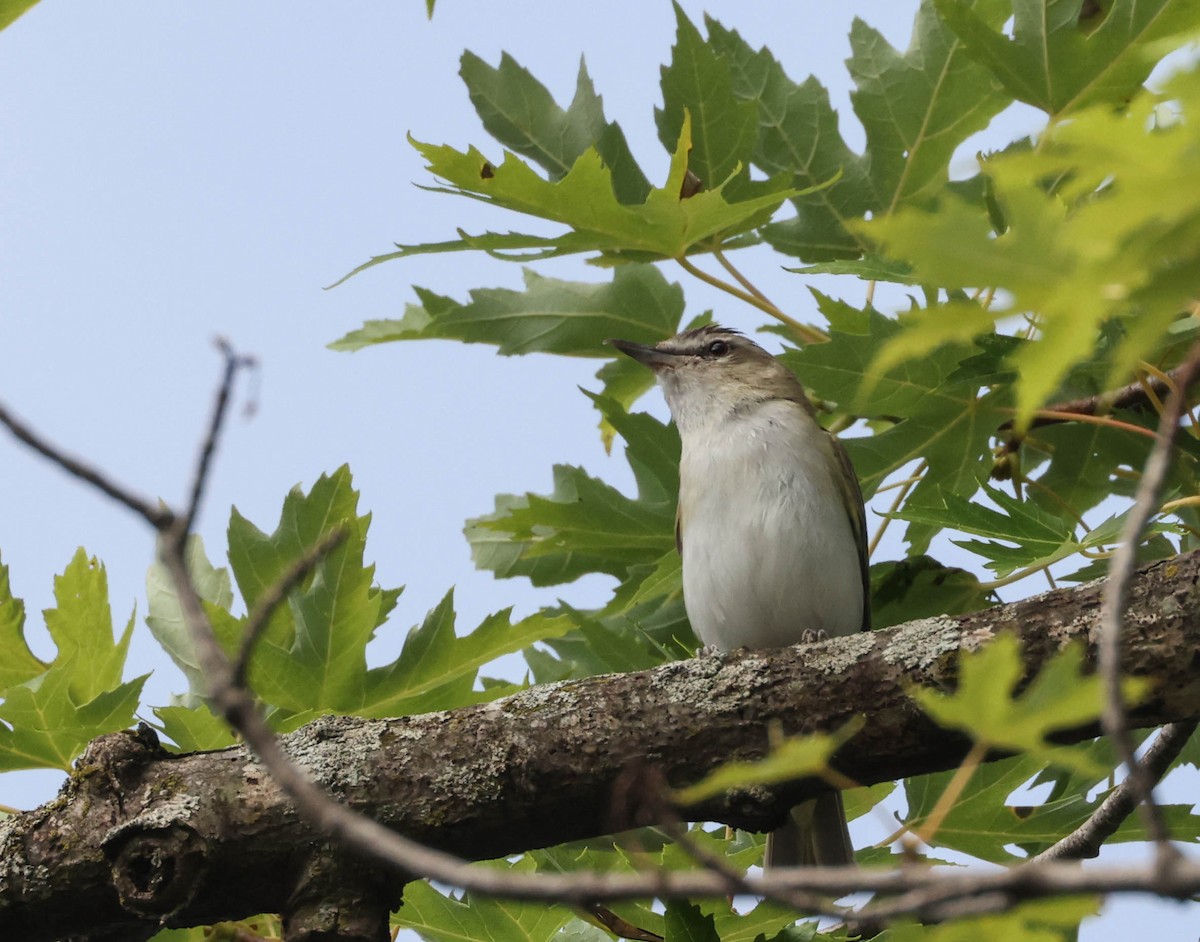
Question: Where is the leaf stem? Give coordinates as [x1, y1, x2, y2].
[1026, 409, 1159, 441]
[869, 461, 926, 558]
[711, 245, 773, 307]
[1160, 495, 1200, 514]
[675, 254, 826, 344]
[914, 739, 989, 847]
[978, 562, 1053, 591]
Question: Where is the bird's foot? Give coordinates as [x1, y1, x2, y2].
[697, 643, 723, 657]
[800, 629, 829, 644]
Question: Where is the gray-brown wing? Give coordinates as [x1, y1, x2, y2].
[675, 501, 683, 557]
[829, 433, 871, 632]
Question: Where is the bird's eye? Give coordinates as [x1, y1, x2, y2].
[706, 339, 730, 357]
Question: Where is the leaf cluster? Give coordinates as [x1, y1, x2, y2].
[5, 2, 1200, 940]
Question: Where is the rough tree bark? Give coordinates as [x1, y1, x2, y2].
[2, 550, 1199, 941]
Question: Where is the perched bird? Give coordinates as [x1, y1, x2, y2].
[609, 324, 869, 867]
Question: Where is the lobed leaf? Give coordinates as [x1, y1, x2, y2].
[0, 550, 145, 771]
[911, 634, 1149, 772]
[461, 52, 650, 204]
[934, 0, 1200, 116]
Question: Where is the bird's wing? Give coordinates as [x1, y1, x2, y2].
[829, 433, 872, 632]
[675, 501, 683, 557]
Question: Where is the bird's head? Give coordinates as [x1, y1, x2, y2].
[607, 325, 812, 434]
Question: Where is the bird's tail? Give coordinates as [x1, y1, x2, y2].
[764, 791, 854, 868]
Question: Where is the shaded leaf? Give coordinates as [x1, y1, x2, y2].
[879, 896, 1096, 940]
[146, 535, 236, 700]
[934, 0, 1200, 116]
[461, 53, 650, 203]
[675, 718, 863, 805]
[870, 555, 995, 629]
[331, 265, 685, 358]
[656, 6, 758, 190]
[664, 902, 720, 942]
[467, 399, 678, 587]
[911, 634, 1149, 772]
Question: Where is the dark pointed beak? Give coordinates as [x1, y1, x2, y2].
[606, 338, 678, 369]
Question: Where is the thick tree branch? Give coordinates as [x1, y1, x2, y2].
[3, 550, 1200, 940]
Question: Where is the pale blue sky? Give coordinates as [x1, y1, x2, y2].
[0, 4, 1191, 938]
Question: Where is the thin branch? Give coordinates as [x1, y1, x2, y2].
[1024, 409, 1158, 441]
[1033, 720, 1199, 863]
[182, 337, 257, 536]
[998, 362, 1200, 433]
[9, 343, 1200, 936]
[709, 246, 834, 345]
[914, 740, 988, 846]
[869, 460, 925, 557]
[233, 525, 349, 686]
[0, 400, 171, 529]
[1098, 340, 1200, 864]
[675, 255, 826, 344]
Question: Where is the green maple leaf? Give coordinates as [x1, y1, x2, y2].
[460, 52, 650, 204]
[334, 111, 801, 283]
[359, 592, 571, 717]
[782, 293, 1005, 552]
[655, 4, 758, 190]
[0, 549, 146, 772]
[330, 264, 685, 358]
[146, 535, 237, 700]
[723, 0, 1011, 261]
[152, 703, 235, 752]
[906, 750, 1200, 861]
[935, 0, 1200, 117]
[467, 397, 678, 587]
[397, 858, 573, 942]
[880, 897, 1096, 940]
[146, 468, 568, 722]
[707, 18, 876, 260]
[848, 0, 1011, 213]
[870, 555, 995, 630]
[862, 64, 1200, 429]
[674, 719, 863, 806]
[664, 902, 720, 942]
[896, 483, 1084, 575]
[0, 554, 43, 689]
[911, 634, 1149, 773]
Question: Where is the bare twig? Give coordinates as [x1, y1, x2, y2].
[0, 401, 170, 528]
[1033, 720, 1199, 863]
[232, 525, 349, 686]
[675, 254, 826, 344]
[709, 247, 824, 348]
[182, 337, 257, 536]
[8, 343, 1200, 934]
[1098, 341, 1200, 864]
[1021, 364, 1200, 430]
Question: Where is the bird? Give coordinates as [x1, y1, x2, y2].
[609, 323, 869, 867]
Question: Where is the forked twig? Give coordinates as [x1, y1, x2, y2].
[5, 341, 1200, 926]
[1097, 341, 1200, 864]
[232, 525, 349, 686]
[1033, 720, 1199, 863]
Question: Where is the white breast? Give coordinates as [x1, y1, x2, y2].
[676, 400, 863, 651]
